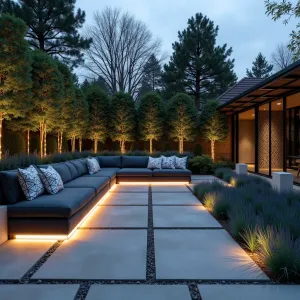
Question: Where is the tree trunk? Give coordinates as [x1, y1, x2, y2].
[43, 124, 47, 157]
[72, 136, 75, 152]
[179, 138, 184, 154]
[27, 129, 30, 155]
[39, 122, 44, 158]
[79, 138, 82, 152]
[149, 138, 153, 154]
[94, 139, 98, 153]
[0, 113, 3, 160]
[57, 132, 60, 153]
[121, 139, 125, 154]
[211, 139, 215, 161]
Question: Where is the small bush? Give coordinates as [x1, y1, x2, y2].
[188, 155, 214, 174]
[194, 181, 224, 199]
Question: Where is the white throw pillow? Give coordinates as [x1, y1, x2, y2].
[39, 166, 64, 195]
[147, 156, 162, 169]
[175, 156, 188, 169]
[161, 155, 176, 169]
[18, 165, 45, 200]
[86, 157, 101, 174]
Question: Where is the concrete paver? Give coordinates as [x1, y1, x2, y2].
[152, 192, 201, 205]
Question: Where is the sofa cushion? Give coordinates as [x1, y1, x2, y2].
[97, 156, 122, 168]
[70, 159, 88, 176]
[51, 163, 73, 184]
[64, 176, 110, 193]
[0, 170, 26, 204]
[152, 169, 192, 177]
[7, 187, 95, 218]
[117, 168, 152, 177]
[175, 156, 188, 169]
[83, 169, 117, 180]
[122, 156, 149, 168]
[64, 161, 80, 180]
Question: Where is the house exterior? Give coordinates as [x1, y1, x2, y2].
[218, 61, 300, 184]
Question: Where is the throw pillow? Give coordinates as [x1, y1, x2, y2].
[39, 166, 64, 195]
[18, 165, 45, 200]
[175, 156, 188, 169]
[86, 157, 101, 174]
[147, 156, 162, 169]
[161, 155, 175, 169]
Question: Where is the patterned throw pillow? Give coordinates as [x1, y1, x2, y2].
[175, 156, 188, 169]
[86, 157, 101, 174]
[147, 156, 162, 169]
[161, 155, 175, 169]
[18, 165, 45, 200]
[39, 166, 64, 195]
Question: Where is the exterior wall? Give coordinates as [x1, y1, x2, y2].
[238, 120, 255, 164]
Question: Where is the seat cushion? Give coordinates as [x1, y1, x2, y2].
[97, 156, 122, 168]
[7, 187, 95, 218]
[122, 156, 149, 168]
[152, 169, 192, 177]
[117, 168, 152, 177]
[64, 176, 110, 193]
[83, 169, 117, 180]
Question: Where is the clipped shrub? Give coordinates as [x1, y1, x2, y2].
[0, 153, 40, 171]
[188, 155, 214, 174]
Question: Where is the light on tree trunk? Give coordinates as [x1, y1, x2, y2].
[211, 140, 215, 161]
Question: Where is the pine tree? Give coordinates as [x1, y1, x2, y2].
[163, 13, 237, 111]
[138, 92, 164, 153]
[56, 61, 75, 152]
[246, 52, 273, 78]
[111, 92, 136, 153]
[86, 86, 110, 153]
[168, 93, 197, 153]
[0, 0, 91, 66]
[30, 50, 64, 158]
[0, 14, 32, 159]
[200, 100, 228, 161]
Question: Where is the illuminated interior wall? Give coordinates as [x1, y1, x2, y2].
[271, 102, 283, 170]
[258, 109, 269, 173]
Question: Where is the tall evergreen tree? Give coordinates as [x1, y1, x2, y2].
[111, 92, 136, 153]
[0, 14, 32, 159]
[163, 13, 237, 111]
[168, 93, 197, 153]
[0, 0, 92, 66]
[246, 52, 273, 78]
[56, 61, 75, 152]
[137, 55, 162, 102]
[86, 86, 110, 153]
[30, 50, 64, 157]
[81, 76, 109, 95]
[200, 100, 228, 161]
[138, 92, 164, 153]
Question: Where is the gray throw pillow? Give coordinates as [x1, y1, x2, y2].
[175, 156, 188, 169]
[18, 165, 45, 200]
[39, 166, 64, 195]
[161, 155, 176, 169]
[147, 157, 162, 169]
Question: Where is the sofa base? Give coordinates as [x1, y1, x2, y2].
[116, 176, 191, 183]
[8, 184, 110, 236]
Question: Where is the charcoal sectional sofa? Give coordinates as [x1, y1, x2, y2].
[0, 156, 191, 237]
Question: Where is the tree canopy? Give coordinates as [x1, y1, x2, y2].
[0, 0, 92, 66]
[168, 93, 197, 153]
[163, 13, 237, 111]
[246, 52, 273, 78]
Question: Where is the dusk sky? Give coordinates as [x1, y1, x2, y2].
[76, 0, 297, 81]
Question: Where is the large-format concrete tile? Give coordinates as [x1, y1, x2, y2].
[81, 205, 148, 228]
[155, 230, 268, 280]
[152, 192, 201, 205]
[153, 206, 221, 228]
[151, 185, 190, 192]
[198, 284, 300, 300]
[86, 285, 191, 300]
[33, 230, 147, 280]
[102, 192, 148, 205]
[0, 240, 54, 279]
[111, 184, 149, 193]
[0, 285, 79, 300]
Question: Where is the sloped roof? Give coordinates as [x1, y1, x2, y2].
[218, 78, 264, 105]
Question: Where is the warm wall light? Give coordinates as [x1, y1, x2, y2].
[277, 102, 282, 105]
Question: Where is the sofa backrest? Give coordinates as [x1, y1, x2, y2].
[49, 163, 73, 184]
[69, 159, 88, 177]
[64, 161, 80, 180]
[121, 156, 149, 168]
[97, 156, 122, 168]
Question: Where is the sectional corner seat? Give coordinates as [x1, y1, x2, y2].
[0, 156, 191, 237]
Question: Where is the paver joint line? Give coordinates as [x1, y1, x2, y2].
[74, 283, 91, 300]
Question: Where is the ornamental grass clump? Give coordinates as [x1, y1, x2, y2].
[240, 224, 261, 253]
[193, 181, 225, 199]
[257, 227, 300, 281]
[214, 167, 233, 180]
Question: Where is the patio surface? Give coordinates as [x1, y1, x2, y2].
[0, 179, 299, 299]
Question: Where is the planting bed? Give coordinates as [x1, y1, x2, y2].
[193, 168, 300, 283]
